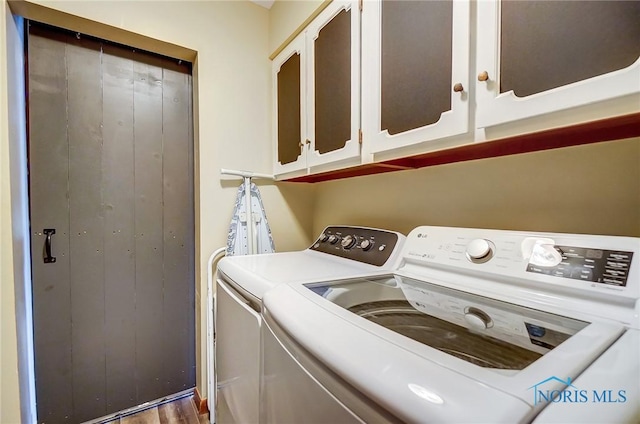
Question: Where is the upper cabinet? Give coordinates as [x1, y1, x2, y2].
[272, 0, 640, 180]
[476, 0, 640, 128]
[272, 1, 360, 175]
[362, 0, 470, 155]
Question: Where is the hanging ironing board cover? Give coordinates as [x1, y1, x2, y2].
[226, 182, 276, 256]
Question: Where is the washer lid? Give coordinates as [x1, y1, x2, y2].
[263, 278, 625, 422]
[308, 275, 590, 367]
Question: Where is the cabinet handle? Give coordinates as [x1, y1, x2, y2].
[477, 71, 490, 82]
[453, 83, 464, 93]
[298, 140, 311, 151]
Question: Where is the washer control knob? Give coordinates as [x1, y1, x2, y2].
[360, 239, 373, 251]
[328, 235, 340, 244]
[466, 239, 493, 262]
[319, 233, 329, 242]
[341, 235, 357, 249]
[464, 307, 493, 330]
[465, 313, 488, 330]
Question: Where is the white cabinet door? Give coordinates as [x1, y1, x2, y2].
[476, 0, 640, 129]
[272, 35, 307, 175]
[306, 0, 361, 169]
[273, 1, 360, 177]
[362, 0, 470, 156]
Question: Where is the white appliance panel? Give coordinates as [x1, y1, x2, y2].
[215, 280, 260, 424]
[261, 318, 364, 424]
[218, 250, 386, 300]
[263, 284, 535, 423]
[262, 226, 639, 422]
[533, 330, 640, 423]
[214, 226, 405, 424]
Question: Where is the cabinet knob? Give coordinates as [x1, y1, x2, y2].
[477, 71, 490, 82]
[453, 83, 464, 93]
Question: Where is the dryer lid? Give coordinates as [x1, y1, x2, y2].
[217, 250, 387, 300]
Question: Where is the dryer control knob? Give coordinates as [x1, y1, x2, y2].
[328, 235, 340, 244]
[319, 233, 330, 242]
[466, 239, 493, 262]
[360, 239, 373, 251]
[341, 235, 357, 249]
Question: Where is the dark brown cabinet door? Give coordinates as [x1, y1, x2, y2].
[380, 0, 453, 135]
[500, 1, 640, 97]
[313, 8, 351, 155]
[362, 0, 469, 155]
[276, 49, 303, 166]
[476, 0, 640, 128]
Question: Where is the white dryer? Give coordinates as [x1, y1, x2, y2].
[214, 226, 405, 424]
[262, 226, 640, 423]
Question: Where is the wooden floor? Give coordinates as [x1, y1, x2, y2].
[106, 396, 209, 424]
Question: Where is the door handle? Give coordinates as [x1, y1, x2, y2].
[43, 229, 56, 263]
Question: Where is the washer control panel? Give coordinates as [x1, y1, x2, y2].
[401, 226, 640, 301]
[310, 226, 402, 267]
[526, 245, 633, 287]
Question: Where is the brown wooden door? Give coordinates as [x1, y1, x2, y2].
[28, 23, 195, 423]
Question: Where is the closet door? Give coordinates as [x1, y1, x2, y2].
[28, 23, 195, 423]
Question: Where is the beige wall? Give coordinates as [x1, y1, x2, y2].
[269, 0, 323, 54]
[312, 138, 640, 237]
[2, 0, 316, 419]
[1, 3, 23, 422]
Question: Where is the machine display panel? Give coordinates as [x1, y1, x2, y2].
[527, 246, 633, 287]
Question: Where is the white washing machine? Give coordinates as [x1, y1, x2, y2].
[262, 226, 640, 423]
[214, 226, 405, 424]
